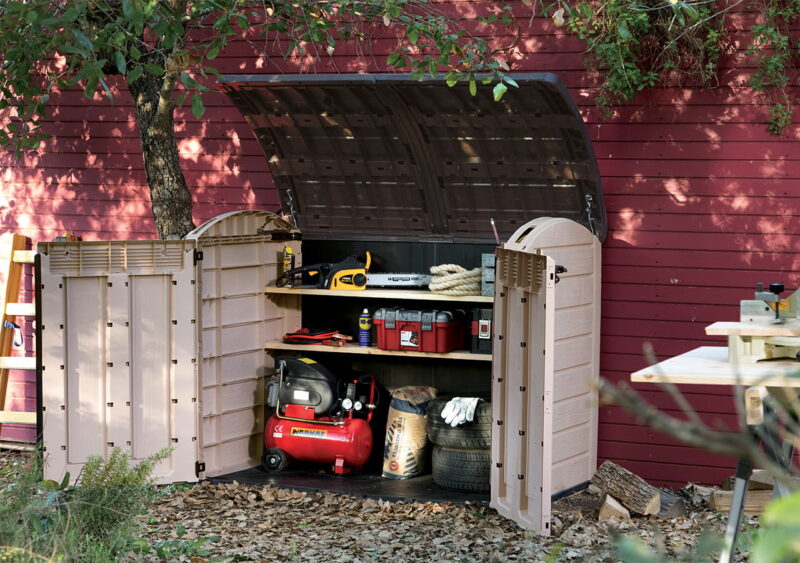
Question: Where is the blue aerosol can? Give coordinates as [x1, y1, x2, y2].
[358, 308, 372, 347]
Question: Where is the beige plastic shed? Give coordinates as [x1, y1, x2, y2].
[40, 210, 299, 483]
[39, 72, 603, 536]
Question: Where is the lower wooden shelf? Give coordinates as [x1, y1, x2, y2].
[264, 341, 492, 361]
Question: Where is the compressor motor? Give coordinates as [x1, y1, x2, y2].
[263, 356, 377, 475]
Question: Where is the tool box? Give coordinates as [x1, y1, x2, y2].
[373, 308, 464, 353]
[471, 308, 493, 355]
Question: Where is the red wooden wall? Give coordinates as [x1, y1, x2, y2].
[1, 4, 798, 488]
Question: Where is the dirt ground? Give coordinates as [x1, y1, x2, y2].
[133, 480, 753, 562]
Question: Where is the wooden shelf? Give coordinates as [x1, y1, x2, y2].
[265, 286, 493, 304]
[265, 341, 492, 362]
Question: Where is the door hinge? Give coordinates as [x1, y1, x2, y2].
[195, 461, 206, 477]
[193, 250, 204, 265]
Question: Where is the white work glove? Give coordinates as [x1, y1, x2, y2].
[440, 397, 482, 427]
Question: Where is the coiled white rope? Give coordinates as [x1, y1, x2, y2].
[429, 264, 482, 296]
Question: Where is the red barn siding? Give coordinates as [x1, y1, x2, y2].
[1, 3, 797, 487]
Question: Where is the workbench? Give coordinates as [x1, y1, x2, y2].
[632, 346, 800, 388]
[631, 345, 800, 563]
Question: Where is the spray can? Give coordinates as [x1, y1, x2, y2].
[358, 308, 372, 347]
[282, 247, 295, 287]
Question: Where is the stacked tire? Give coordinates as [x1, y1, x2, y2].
[426, 397, 491, 493]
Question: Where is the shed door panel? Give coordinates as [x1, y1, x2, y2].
[40, 241, 198, 485]
[198, 238, 300, 477]
[490, 250, 555, 535]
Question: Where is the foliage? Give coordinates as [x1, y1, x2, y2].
[128, 523, 222, 560]
[550, 0, 728, 115]
[615, 528, 722, 562]
[0, 447, 169, 562]
[0, 0, 520, 156]
[749, 491, 800, 562]
[746, 0, 800, 133]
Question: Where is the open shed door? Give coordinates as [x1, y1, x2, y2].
[39, 241, 199, 484]
[491, 247, 555, 534]
[491, 217, 601, 534]
[185, 210, 301, 478]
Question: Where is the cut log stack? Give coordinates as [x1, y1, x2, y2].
[591, 461, 661, 521]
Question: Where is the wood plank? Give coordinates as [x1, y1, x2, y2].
[4, 303, 35, 317]
[0, 411, 36, 424]
[706, 321, 800, 337]
[264, 286, 492, 303]
[710, 489, 773, 515]
[631, 346, 800, 387]
[264, 341, 492, 362]
[0, 357, 36, 370]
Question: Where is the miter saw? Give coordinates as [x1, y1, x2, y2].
[707, 282, 800, 363]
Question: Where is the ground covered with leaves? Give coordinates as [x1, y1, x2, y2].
[132, 480, 753, 562]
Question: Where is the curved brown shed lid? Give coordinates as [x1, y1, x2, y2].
[220, 73, 605, 243]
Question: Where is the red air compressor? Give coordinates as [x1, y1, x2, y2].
[263, 356, 377, 475]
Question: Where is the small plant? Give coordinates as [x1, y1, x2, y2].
[130, 524, 221, 560]
[0, 446, 170, 562]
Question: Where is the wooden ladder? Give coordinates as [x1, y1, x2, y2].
[0, 233, 36, 425]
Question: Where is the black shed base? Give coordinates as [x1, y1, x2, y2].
[208, 466, 489, 505]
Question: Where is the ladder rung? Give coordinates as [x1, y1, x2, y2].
[4, 303, 35, 316]
[11, 250, 35, 264]
[0, 411, 36, 424]
[0, 357, 35, 370]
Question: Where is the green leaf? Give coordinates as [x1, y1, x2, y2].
[191, 94, 205, 119]
[144, 64, 165, 76]
[503, 76, 519, 88]
[682, 3, 700, 21]
[176, 524, 186, 538]
[72, 29, 95, 54]
[469, 77, 477, 96]
[408, 28, 419, 45]
[617, 23, 631, 41]
[386, 53, 401, 66]
[115, 51, 127, 75]
[127, 66, 144, 83]
[175, 93, 187, 107]
[493, 82, 508, 101]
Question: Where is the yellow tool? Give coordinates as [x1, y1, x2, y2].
[277, 251, 371, 290]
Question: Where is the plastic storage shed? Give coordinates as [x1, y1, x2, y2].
[221, 73, 603, 534]
[39, 72, 602, 536]
[39, 211, 300, 483]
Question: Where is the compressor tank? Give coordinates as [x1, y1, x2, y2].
[265, 413, 373, 471]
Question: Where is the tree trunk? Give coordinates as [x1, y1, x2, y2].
[128, 72, 195, 239]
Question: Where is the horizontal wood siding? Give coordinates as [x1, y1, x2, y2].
[0, 3, 795, 487]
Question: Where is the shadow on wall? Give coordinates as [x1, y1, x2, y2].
[0, 77, 278, 243]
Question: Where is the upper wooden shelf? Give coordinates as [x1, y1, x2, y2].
[265, 286, 493, 303]
[265, 341, 492, 362]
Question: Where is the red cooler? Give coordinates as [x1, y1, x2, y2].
[373, 308, 463, 353]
